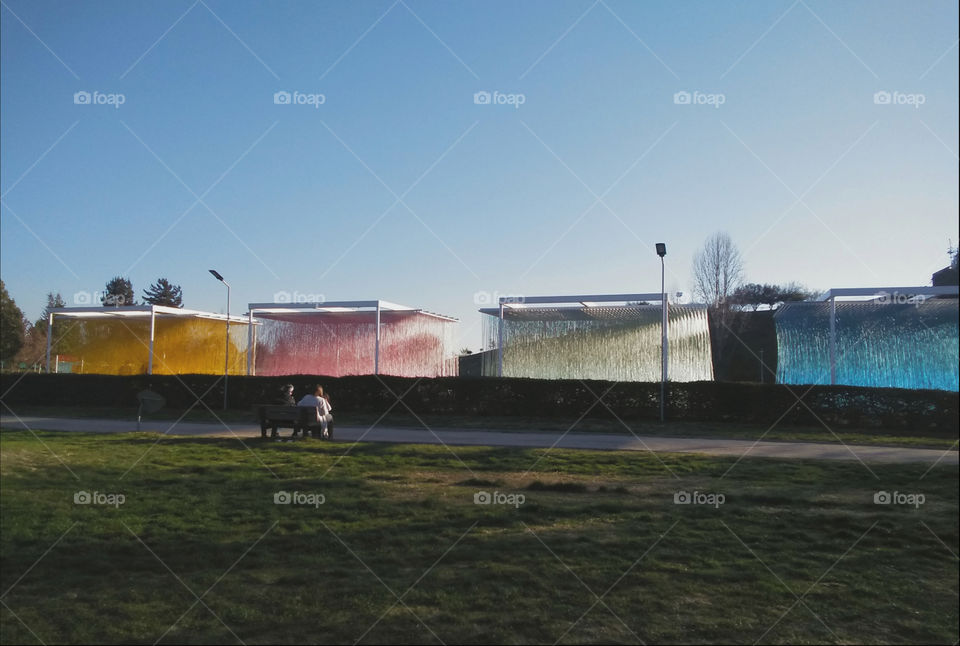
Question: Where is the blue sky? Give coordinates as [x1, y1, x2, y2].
[1, 0, 957, 350]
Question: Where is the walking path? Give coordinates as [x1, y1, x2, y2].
[1, 415, 956, 465]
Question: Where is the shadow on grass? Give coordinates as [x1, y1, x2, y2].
[4, 428, 956, 486]
[3, 427, 958, 644]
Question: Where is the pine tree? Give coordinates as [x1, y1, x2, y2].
[34, 292, 66, 333]
[102, 277, 135, 307]
[142, 278, 184, 307]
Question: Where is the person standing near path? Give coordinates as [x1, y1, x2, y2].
[297, 385, 333, 438]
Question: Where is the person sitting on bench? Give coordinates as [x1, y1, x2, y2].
[275, 384, 295, 406]
[297, 385, 333, 438]
[265, 384, 297, 438]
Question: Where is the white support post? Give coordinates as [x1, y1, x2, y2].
[252, 321, 258, 376]
[45, 313, 53, 373]
[497, 301, 504, 377]
[375, 301, 381, 375]
[147, 307, 156, 375]
[660, 259, 667, 422]
[247, 311, 254, 376]
[829, 296, 837, 385]
[224, 284, 230, 410]
[662, 291, 668, 383]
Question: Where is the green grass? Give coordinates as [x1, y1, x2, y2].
[1, 429, 957, 644]
[10, 405, 959, 449]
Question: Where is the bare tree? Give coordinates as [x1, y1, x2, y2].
[692, 232, 744, 308]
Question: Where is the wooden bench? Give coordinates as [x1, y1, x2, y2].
[256, 405, 334, 439]
[256, 405, 300, 438]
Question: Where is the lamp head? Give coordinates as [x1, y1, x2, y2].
[208, 269, 225, 282]
[655, 243, 666, 257]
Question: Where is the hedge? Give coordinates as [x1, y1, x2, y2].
[1, 373, 956, 433]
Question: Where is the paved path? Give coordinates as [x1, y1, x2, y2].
[1, 415, 956, 465]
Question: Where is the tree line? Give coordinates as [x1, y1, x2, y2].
[101, 276, 183, 308]
[690, 232, 958, 312]
[690, 231, 818, 313]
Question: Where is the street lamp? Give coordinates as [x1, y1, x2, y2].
[655, 243, 667, 423]
[209, 269, 230, 410]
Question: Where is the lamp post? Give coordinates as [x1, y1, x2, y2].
[209, 270, 230, 410]
[655, 243, 667, 423]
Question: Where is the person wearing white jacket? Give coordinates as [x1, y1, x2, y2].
[297, 385, 333, 438]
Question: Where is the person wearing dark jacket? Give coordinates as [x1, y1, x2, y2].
[275, 384, 295, 406]
[267, 384, 296, 437]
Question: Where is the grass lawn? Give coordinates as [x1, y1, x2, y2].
[1, 429, 957, 644]
[10, 405, 960, 450]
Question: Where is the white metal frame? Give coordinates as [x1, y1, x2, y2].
[246, 300, 459, 376]
[815, 286, 959, 385]
[481, 293, 668, 378]
[45, 305, 253, 375]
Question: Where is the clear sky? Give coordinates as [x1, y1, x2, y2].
[2, 0, 957, 350]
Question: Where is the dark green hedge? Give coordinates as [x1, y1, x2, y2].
[1, 373, 956, 433]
